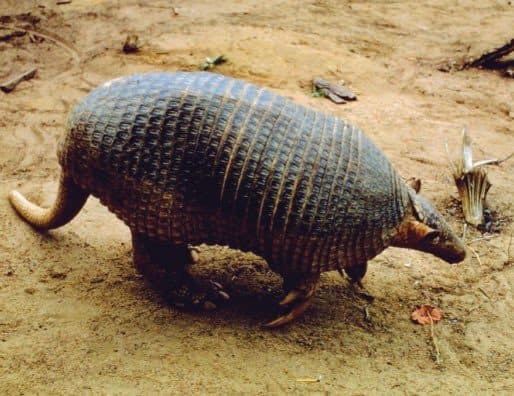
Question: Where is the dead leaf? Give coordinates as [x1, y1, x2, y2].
[411, 305, 442, 325]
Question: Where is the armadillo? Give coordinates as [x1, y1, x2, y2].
[9, 72, 466, 327]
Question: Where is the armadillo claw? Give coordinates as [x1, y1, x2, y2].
[264, 296, 314, 328]
[265, 278, 318, 328]
[166, 276, 229, 310]
[278, 285, 315, 306]
[279, 289, 303, 306]
[209, 280, 230, 301]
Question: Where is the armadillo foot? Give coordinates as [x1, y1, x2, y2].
[343, 264, 375, 301]
[264, 273, 320, 328]
[350, 281, 375, 303]
[344, 262, 368, 285]
[131, 231, 229, 310]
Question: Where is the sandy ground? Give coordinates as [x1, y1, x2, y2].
[1, 0, 513, 394]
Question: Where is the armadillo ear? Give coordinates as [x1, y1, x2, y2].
[406, 177, 421, 193]
[407, 187, 426, 222]
[391, 220, 439, 247]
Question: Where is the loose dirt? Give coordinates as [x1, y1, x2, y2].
[1, 1, 513, 394]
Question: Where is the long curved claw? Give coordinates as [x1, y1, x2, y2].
[209, 280, 230, 301]
[279, 289, 302, 306]
[264, 273, 319, 328]
[264, 295, 314, 328]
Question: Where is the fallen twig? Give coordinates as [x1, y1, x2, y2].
[468, 245, 483, 266]
[200, 55, 227, 70]
[363, 305, 371, 322]
[0, 29, 26, 42]
[468, 234, 499, 244]
[477, 287, 491, 299]
[312, 77, 356, 104]
[0, 68, 37, 93]
[0, 26, 80, 65]
[506, 234, 513, 265]
[296, 375, 322, 383]
[464, 38, 514, 70]
[429, 314, 441, 365]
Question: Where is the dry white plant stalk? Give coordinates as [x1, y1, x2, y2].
[447, 129, 512, 227]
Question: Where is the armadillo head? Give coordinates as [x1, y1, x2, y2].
[391, 179, 467, 263]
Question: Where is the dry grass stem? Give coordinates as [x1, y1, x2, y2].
[468, 246, 483, 266]
[506, 234, 513, 265]
[429, 314, 442, 365]
[296, 376, 322, 383]
[478, 287, 491, 299]
[468, 235, 499, 244]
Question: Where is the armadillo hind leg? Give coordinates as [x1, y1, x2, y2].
[264, 273, 320, 328]
[131, 231, 230, 310]
[8, 173, 89, 230]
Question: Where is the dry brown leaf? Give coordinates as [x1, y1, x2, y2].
[411, 305, 442, 325]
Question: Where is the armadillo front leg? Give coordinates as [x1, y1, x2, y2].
[265, 273, 320, 328]
[344, 262, 375, 302]
[131, 231, 229, 310]
[344, 262, 368, 286]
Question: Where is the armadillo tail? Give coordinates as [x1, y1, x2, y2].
[8, 174, 89, 230]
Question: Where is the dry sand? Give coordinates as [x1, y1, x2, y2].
[1, 1, 513, 394]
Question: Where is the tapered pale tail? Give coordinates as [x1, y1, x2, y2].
[8, 174, 89, 230]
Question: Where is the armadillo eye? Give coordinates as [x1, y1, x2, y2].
[423, 230, 441, 243]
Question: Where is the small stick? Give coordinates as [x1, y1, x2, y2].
[470, 152, 513, 171]
[468, 246, 483, 266]
[464, 38, 514, 70]
[0, 29, 26, 42]
[1, 26, 80, 65]
[313, 77, 357, 104]
[429, 313, 441, 365]
[296, 376, 322, 383]
[324, 90, 346, 104]
[313, 78, 356, 100]
[506, 234, 513, 264]
[468, 235, 499, 244]
[467, 305, 479, 314]
[477, 287, 491, 299]
[363, 305, 371, 322]
[56, 0, 72, 4]
[0, 68, 37, 93]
